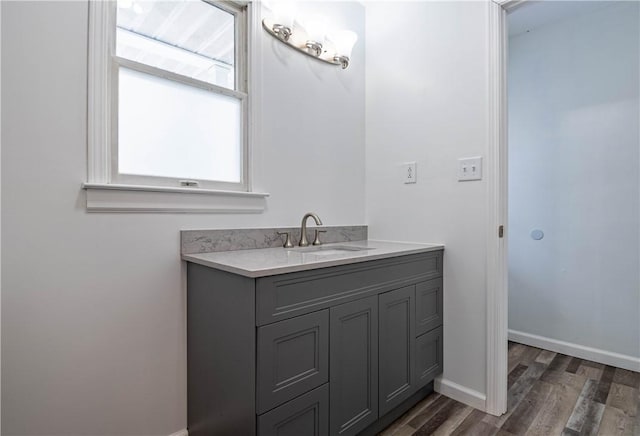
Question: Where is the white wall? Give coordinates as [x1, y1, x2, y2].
[508, 3, 640, 360]
[365, 1, 490, 399]
[1, 1, 365, 434]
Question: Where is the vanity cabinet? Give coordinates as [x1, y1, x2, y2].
[329, 296, 378, 436]
[378, 286, 416, 416]
[187, 250, 443, 436]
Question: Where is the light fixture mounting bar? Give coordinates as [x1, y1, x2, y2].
[262, 18, 343, 67]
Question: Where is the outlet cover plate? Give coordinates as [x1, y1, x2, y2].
[402, 162, 417, 184]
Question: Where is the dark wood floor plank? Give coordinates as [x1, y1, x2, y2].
[508, 364, 528, 389]
[500, 379, 553, 434]
[525, 382, 582, 436]
[518, 346, 543, 367]
[541, 369, 588, 393]
[484, 361, 548, 428]
[580, 400, 605, 436]
[606, 383, 638, 418]
[495, 429, 517, 436]
[381, 344, 638, 436]
[508, 343, 528, 373]
[506, 362, 548, 411]
[597, 405, 636, 436]
[565, 379, 599, 432]
[566, 357, 583, 374]
[593, 366, 616, 404]
[534, 349, 557, 365]
[429, 404, 473, 436]
[407, 396, 452, 430]
[612, 368, 640, 389]
[413, 400, 468, 435]
[449, 409, 491, 436]
[381, 393, 443, 435]
[546, 353, 572, 373]
[577, 363, 604, 381]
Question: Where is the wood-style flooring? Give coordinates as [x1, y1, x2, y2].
[380, 342, 639, 436]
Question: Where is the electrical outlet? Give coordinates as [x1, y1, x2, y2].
[402, 162, 417, 184]
[458, 157, 482, 181]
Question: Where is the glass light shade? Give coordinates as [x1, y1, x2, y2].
[328, 30, 358, 58]
[272, 1, 296, 29]
[304, 18, 327, 44]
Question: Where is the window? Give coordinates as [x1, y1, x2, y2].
[86, 1, 266, 212]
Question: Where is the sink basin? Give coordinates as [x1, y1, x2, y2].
[288, 245, 374, 256]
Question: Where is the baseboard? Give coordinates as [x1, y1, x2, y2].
[168, 430, 188, 436]
[508, 329, 640, 372]
[434, 376, 487, 411]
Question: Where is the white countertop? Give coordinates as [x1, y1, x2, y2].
[182, 240, 445, 278]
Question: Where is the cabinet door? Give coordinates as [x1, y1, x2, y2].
[378, 286, 416, 416]
[329, 296, 378, 436]
[415, 279, 443, 337]
[258, 384, 329, 436]
[257, 310, 329, 414]
[415, 326, 443, 388]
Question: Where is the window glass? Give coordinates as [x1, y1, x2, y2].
[117, 0, 236, 90]
[118, 67, 242, 183]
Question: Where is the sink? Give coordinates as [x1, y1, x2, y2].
[288, 245, 375, 256]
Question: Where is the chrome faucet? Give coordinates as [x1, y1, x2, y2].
[299, 212, 323, 247]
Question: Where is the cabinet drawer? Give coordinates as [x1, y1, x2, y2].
[256, 251, 443, 326]
[415, 278, 443, 337]
[258, 384, 329, 436]
[415, 326, 443, 388]
[257, 310, 329, 414]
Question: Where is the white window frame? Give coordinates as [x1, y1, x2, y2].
[85, 0, 268, 213]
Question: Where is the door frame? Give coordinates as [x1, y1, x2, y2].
[485, 0, 526, 416]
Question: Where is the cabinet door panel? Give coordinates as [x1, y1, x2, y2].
[415, 279, 443, 337]
[378, 286, 415, 416]
[329, 296, 378, 436]
[415, 326, 443, 388]
[258, 384, 329, 436]
[257, 310, 329, 414]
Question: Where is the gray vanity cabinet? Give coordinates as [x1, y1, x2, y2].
[416, 278, 443, 336]
[257, 310, 329, 414]
[415, 326, 443, 387]
[186, 250, 444, 436]
[257, 385, 329, 436]
[378, 286, 416, 416]
[329, 296, 378, 436]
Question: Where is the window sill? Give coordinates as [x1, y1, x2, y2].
[82, 183, 269, 213]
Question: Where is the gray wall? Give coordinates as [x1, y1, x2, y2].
[508, 2, 640, 359]
[365, 1, 491, 399]
[1, 1, 365, 434]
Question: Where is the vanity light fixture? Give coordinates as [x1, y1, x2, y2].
[262, 3, 358, 69]
[270, 0, 296, 41]
[327, 30, 358, 69]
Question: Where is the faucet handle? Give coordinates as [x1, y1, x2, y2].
[312, 230, 327, 246]
[277, 231, 294, 248]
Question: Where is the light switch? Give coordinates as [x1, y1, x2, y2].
[402, 162, 417, 184]
[458, 157, 482, 181]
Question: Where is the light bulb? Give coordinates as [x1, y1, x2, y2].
[328, 30, 358, 59]
[272, 1, 296, 29]
[304, 18, 326, 46]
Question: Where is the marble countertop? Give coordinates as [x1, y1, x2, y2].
[182, 240, 445, 278]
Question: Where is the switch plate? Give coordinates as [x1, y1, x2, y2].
[458, 157, 482, 181]
[402, 162, 417, 184]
